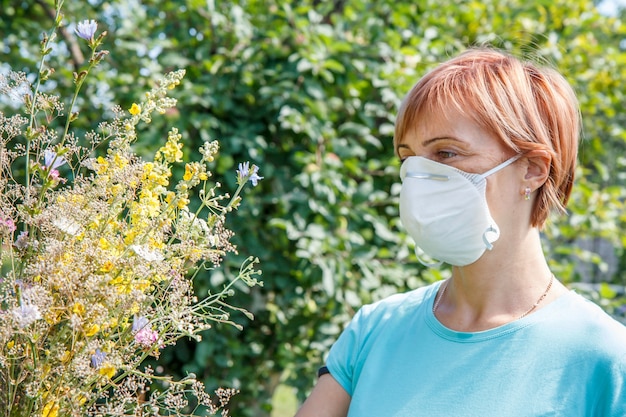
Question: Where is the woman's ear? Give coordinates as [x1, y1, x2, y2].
[523, 149, 551, 189]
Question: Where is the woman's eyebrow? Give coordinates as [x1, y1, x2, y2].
[422, 136, 466, 146]
[396, 136, 468, 156]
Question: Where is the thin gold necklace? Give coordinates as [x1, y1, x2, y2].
[432, 274, 555, 320]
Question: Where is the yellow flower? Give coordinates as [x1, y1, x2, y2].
[109, 275, 132, 294]
[42, 401, 59, 417]
[98, 363, 116, 379]
[113, 152, 128, 168]
[177, 197, 189, 209]
[7, 340, 14, 349]
[70, 193, 85, 205]
[99, 261, 114, 273]
[99, 237, 110, 250]
[148, 236, 165, 249]
[87, 216, 101, 230]
[124, 231, 137, 245]
[45, 309, 62, 325]
[159, 129, 184, 163]
[143, 162, 154, 174]
[109, 183, 123, 198]
[96, 156, 109, 175]
[134, 279, 150, 292]
[183, 164, 193, 181]
[61, 350, 72, 363]
[72, 302, 85, 316]
[85, 324, 100, 337]
[129, 103, 141, 115]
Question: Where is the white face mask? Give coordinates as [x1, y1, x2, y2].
[399, 155, 521, 266]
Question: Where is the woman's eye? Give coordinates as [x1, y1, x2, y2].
[437, 150, 457, 159]
[398, 152, 415, 163]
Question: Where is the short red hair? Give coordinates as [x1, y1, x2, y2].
[394, 48, 580, 227]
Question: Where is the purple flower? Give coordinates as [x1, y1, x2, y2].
[14, 231, 29, 250]
[44, 150, 66, 170]
[249, 165, 263, 186]
[75, 20, 98, 41]
[91, 348, 106, 368]
[236, 161, 263, 187]
[12, 303, 42, 328]
[132, 315, 149, 332]
[236, 162, 250, 182]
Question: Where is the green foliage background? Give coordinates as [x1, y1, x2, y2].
[2, 0, 625, 415]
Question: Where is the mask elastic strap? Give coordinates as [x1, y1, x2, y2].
[479, 154, 523, 179]
[414, 246, 443, 268]
[482, 225, 500, 250]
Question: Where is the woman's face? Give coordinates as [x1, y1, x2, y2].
[396, 106, 525, 232]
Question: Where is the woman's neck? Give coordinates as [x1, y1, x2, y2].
[433, 228, 566, 332]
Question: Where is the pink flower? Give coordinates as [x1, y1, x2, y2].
[134, 327, 159, 348]
[132, 315, 159, 348]
[0, 216, 16, 234]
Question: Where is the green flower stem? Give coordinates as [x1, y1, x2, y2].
[82, 322, 177, 411]
[58, 48, 99, 149]
[24, 0, 63, 204]
[225, 177, 250, 211]
[7, 357, 19, 417]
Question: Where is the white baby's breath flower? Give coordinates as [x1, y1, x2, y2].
[179, 208, 209, 234]
[53, 217, 81, 235]
[69, 314, 83, 330]
[130, 244, 164, 262]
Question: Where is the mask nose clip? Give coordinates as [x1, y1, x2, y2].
[405, 172, 450, 181]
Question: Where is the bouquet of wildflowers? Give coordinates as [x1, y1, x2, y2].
[0, 5, 262, 417]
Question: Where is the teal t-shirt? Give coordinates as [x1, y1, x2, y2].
[326, 281, 626, 416]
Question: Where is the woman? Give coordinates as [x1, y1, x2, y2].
[295, 48, 626, 416]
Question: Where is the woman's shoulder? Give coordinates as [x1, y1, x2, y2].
[551, 290, 626, 355]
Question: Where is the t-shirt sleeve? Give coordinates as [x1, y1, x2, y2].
[598, 351, 626, 416]
[325, 308, 365, 397]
